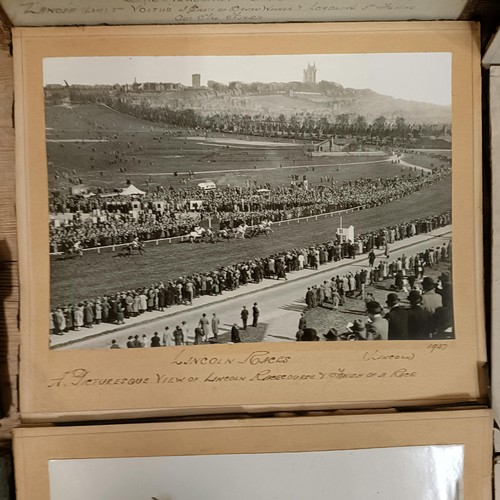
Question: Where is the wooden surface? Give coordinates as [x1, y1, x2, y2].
[0, 15, 20, 447]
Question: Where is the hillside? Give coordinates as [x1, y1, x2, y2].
[45, 103, 166, 134]
[46, 78, 451, 125]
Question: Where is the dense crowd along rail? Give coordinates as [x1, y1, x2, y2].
[49, 165, 450, 253]
[50, 211, 451, 337]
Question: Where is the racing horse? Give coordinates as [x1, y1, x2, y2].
[233, 223, 249, 239]
[53, 241, 84, 260]
[116, 238, 146, 257]
[188, 226, 207, 243]
[249, 220, 274, 238]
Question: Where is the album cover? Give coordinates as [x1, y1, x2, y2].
[13, 410, 492, 499]
[14, 22, 486, 421]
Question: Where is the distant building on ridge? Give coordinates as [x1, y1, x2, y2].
[303, 63, 317, 84]
[192, 74, 201, 88]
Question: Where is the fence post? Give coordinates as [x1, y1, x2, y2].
[112, 246, 115, 252]
[97, 248, 100, 254]
[156, 240, 159, 246]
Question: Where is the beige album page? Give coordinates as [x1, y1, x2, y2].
[13, 410, 492, 499]
[14, 22, 485, 421]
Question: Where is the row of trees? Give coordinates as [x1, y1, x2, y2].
[50, 90, 450, 143]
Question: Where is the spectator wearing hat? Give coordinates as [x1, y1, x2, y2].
[151, 332, 161, 347]
[366, 301, 388, 341]
[126, 335, 135, 348]
[407, 290, 431, 340]
[298, 328, 319, 342]
[199, 313, 210, 337]
[101, 297, 110, 323]
[349, 320, 367, 340]
[241, 306, 249, 330]
[162, 326, 170, 346]
[194, 326, 204, 345]
[181, 320, 190, 343]
[394, 269, 404, 291]
[173, 325, 184, 346]
[305, 287, 315, 309]
[116, 302, 125, 325]
[368, 250, 376, 267]
[211, 313, 220, 339]
[83, 301, 94, 328]
[252, 302, 260, 327]
[54, 308, 66, 335]
[297, 312, 307, 333]
[431, 306, 454, 339]
[73, 304, 84, 331]
[63, 306, 73, 332]
[421, 277, 442, 315]
[94, 299, 102, 325]
[385, 293, 409, 340]
[437, 272, 453, 309]
[231, 323, 241, 343]
[324, 328, 338, 341]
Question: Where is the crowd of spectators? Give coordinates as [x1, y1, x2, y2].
[49, 165, 450, 252]
[50, 211, 451, 336]
[299, 242, 453, 342]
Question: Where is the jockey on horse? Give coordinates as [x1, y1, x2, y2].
[234, 223, 248, 239]
[260, 219, 274, 235]
[71, 240, 84, 257]
[217, 228, 231, 241]
[130, 237, 146, 254]
[249, 219, 274, 238]
[189, 225, 205, 243]
[117, 237, 145, 256]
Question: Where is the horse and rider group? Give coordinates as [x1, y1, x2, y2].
[61, 220, 274, 259]
[188, 220, 274, 243]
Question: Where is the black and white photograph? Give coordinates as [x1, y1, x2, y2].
[45, 52, 454, 351]
[48, 445, 464, 500]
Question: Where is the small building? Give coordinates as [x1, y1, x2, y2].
[197, 181, 216, 190]
[313, 137, 343, 153]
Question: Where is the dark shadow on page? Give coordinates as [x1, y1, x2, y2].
[0, 240, 13, 417]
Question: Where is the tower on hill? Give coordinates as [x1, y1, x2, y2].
[303, 63, 317, 84]
[192, 74, 201, 88]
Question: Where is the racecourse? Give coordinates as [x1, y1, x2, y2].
[46, 103, 449, 191]
[53, 225, 451, 350]
[47, 102, 453, 339]
[50, 177, 451, 307]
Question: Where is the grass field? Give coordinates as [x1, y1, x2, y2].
[46, 103, 441, 191]
[50, 177, 451, 307]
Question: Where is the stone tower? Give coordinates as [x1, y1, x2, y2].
[192, 73, 201, 88]
[303, 63, 317, 84]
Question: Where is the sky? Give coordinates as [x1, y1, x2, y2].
[43, 52, 451, 106]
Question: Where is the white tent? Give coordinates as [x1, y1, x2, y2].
[198, 181, 216, 190]
[120, 184, 146, 196]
